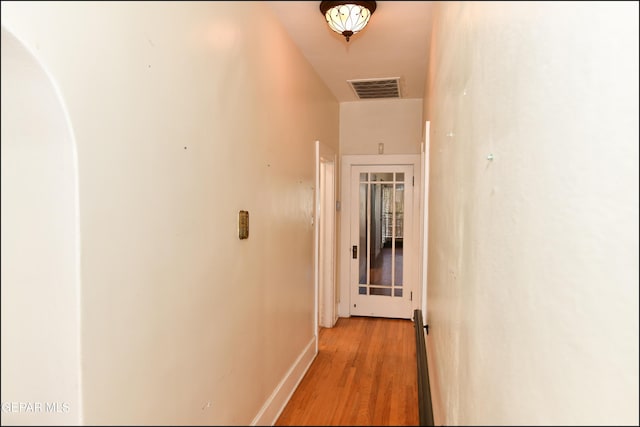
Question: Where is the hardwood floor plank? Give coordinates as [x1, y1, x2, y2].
[275, 316, 418, 426]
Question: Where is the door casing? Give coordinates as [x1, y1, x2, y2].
[315, 140, 338, 342]
[339, 154, 422, 318]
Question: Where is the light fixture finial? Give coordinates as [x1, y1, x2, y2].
[319, 1, 377, 42]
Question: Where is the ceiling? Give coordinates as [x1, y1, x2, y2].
[268, 1, 434, 103]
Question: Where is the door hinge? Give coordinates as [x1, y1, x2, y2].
[410, 291, 413, 301]
[412, 176, 415, 186]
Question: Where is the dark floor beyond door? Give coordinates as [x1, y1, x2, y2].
[275, 316, 418, 426]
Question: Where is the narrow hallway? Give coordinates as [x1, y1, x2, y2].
[1, 2, 637, 425]
[276, 317, 418, 426]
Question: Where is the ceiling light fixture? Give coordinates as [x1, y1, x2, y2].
[319, 1, 377, 42]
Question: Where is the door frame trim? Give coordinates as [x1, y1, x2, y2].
[314, 140, 338, 348]
[338, 154, 422, 318]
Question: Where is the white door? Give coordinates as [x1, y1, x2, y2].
[350, 164, 414, 319]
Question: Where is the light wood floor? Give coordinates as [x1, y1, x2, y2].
[275, 316, 418, 426]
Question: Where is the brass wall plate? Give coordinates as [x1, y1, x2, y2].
[238, 210, 249, 240]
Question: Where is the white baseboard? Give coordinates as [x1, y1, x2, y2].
[250, 335, 317, 426]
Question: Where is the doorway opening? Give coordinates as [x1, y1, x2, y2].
[314, 141, 338, 340]
[339, 154, 421, 320]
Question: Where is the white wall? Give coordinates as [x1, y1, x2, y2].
[1, 2, 338, 425]
[1, 28, 82, 426]
[340, 99, 422, 155]
[424, 2, 638, 425]
[337, 99, 423, 320]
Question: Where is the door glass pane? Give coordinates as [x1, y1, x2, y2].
[370, 287, 392, 297]
[370, 183, 393, 286]
[359, 183, 368, 285]
[394, 183, 404, 286]
[356, 168, 407, 300]
[371, 172, 393, 182]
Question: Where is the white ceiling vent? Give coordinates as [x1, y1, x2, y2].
[348, 77, 401, 99]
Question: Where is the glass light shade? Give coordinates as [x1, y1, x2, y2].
[320, 2, 376, 42]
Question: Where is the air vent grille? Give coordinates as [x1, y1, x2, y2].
[348, 78, 401, 99]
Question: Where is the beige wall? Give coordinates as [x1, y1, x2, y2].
[424, 2, 638, 425]
[340, 98, 423, 155]
[1, 1, 338, 425]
